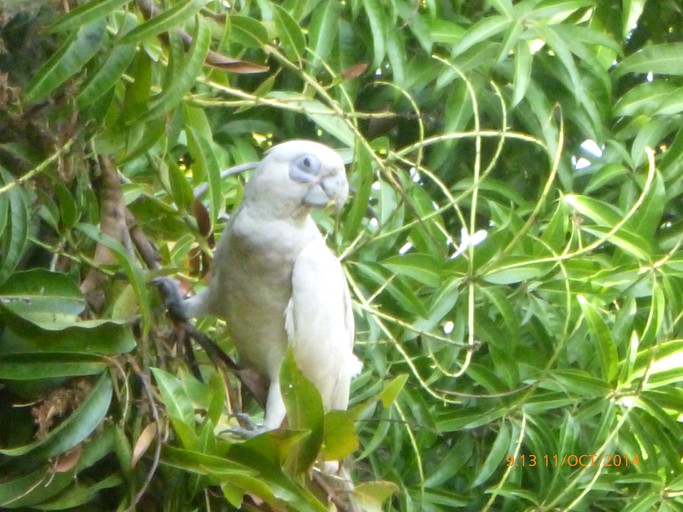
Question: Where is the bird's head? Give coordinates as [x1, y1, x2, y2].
[247, 140, 349, 216]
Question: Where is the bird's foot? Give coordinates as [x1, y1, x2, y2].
[153, 277, 189, 322]
[222, 413, 270, 439]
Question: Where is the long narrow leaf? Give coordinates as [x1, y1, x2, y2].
[76, 14, 139, 107]
[49, 0, 132, 32]
[577, 295, 618, 382]
[615, 43, 683, 77]
[0, 374, 113, 458]
[118, 0, 210, 45]
[137, 16, 211, 123]
[273, 5, 306, 62]
[23, 20, 107, 103]
[0, 168, 28, 286]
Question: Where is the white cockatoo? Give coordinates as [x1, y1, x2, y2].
[182, 140, 361, 434]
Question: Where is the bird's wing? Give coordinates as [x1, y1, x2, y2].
[285, 239, 360, 412]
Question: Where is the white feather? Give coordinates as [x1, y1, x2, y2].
[184, 140, 358, 431]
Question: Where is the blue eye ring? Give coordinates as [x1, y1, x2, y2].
[296, 154, 320, 173]
[290, 154, 321, 183]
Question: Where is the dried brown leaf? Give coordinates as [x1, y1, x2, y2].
[132, 422, 158, 468]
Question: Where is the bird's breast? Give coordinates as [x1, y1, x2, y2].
[212, 212, 320, 375]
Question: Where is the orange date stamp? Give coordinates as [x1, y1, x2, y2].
[506, 454, 640, 467]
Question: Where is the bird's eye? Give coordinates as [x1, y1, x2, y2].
[289, 154, 321, 183]
[296, 154, 320, 173]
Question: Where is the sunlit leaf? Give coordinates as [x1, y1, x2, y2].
[280, 349, 324, 475]
[616, 43, 683, 77]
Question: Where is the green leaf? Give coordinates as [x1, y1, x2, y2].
[480, 287, 520, 348]
[0, 374, 113, 458]
[540, 198, 569, 250]
[386, 29, 406, 84]
[382, 253, 441, 288]
[0, 353, 106, 380]
[426, 18, 465, 45]
[354, 481, 400, 512]
[472, 421, 511, 487]
[528, 0, 594, 19]
[273, 5, 306, 62]
[280, 348, 324, 475]
[512, 39, 532, 107]
[0, 468, 74, 509]
[585, 163, 629, 193]
[23, 19, 107, 103]
[308, 0, 340, 68]
[378, 374, 409, 407]
[404, 12, 432, 54]
[0, 168, 29, 286]
[622, 0, 646, 38]
[207, 372, 227, 426]
[35, 474, 124, 510]
[0, 268, 85, 324]
[353, 262, 428, 317]
[118, 0, 210, 45]
[416, 277, 460, 333]
[186, 127, 223, 228]
[54, 181, 79, 229]
[228, 15, 269, 48]
[653, 87, 683, 116]
[121, 119, 166, 163]
[616, 43, 683, 77]
[489, 0, 513, 15]
[344, 145, 373, 239]
[49, 0, 132, 32]
[322, 409, 358, 460]
[424, 440, 473, 488]
[533, 24, 584, 103]
[168, 159, 194, 212]
[547, 369, 611, 397]
[119, 50, 153, 119]
[453, 15, 510, 56]
[624, 170, 665, 238]
[363, 0, 387, 68]
[577, 295, 618, 382]
[564, 193, 622, 227]
[137, 17, 211, 123]
[76, 35, 137, 107]
[161, 445, 255, 476]
[496, 19, 523, 64]
[614, 82, 677, 117]
[437, 407, 507, 432]
[581, 226, 651, 260]
[150, 368, 195, 426]
[75, 222, 150, 331]
[0, 309, 135, 355]
[483, 258, 552, 285]
[266, 92, 355, 147]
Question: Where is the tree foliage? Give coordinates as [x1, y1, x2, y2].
[1, 0, 682, 510]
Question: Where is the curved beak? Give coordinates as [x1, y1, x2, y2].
[302, 173, 349, 211]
